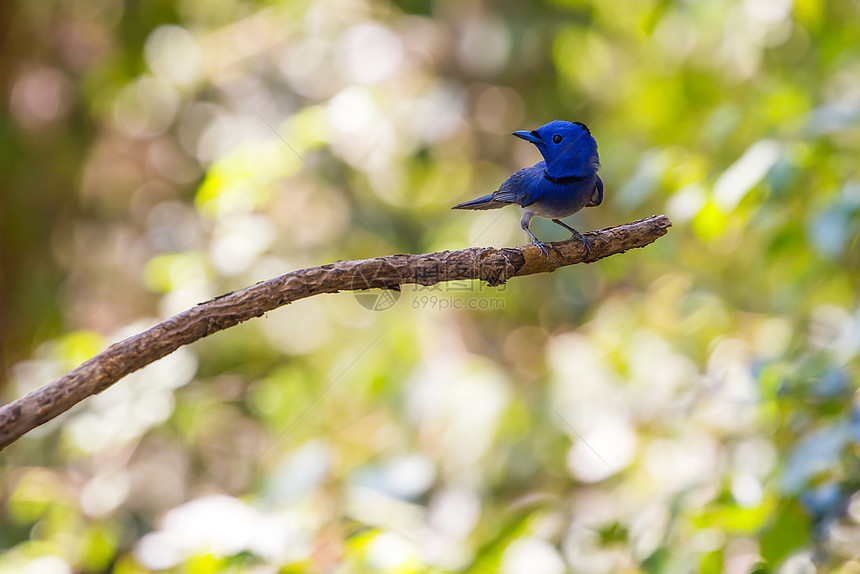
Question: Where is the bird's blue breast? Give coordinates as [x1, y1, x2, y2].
[496, 162, 596, 218]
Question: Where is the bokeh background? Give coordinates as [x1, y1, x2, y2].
[2, 0, 860, 572]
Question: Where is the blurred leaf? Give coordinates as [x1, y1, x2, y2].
[759, 501, 811, 566]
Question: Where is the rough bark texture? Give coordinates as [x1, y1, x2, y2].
[0, 215, 671, 451]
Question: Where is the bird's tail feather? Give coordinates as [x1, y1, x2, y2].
[452, 193, 508, 210]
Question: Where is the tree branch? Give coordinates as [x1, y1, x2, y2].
[0, 214, 671, 451]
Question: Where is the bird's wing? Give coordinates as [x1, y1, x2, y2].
[586, 175, 604, 207]
[493, 164, 545, 207]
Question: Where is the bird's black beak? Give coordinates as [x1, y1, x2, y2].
[512, 130, 543, 145]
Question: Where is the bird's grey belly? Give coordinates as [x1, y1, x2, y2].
[526, 194, 590, 219]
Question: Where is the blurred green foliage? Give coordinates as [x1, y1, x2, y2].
[2, 0, 860, 572]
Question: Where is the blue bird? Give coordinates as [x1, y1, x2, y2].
[453, 120, 603, 258]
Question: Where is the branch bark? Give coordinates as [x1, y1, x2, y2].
[0, 214, 671, 451]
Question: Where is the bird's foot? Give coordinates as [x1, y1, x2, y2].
[531, 239, 550, 259]
[551, 219, 591, 259]
[524, 226, 551, 259]
[570, 230, 591, 259]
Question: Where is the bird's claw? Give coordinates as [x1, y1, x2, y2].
[565, 229, 591, 260]
[579, 235, 591, 259]
[551, 219, 592, 260]
[532, 240, 550, 259]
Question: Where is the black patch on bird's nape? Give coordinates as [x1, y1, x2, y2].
[572, 121, 590, 134]
[543, 171, 588, 184]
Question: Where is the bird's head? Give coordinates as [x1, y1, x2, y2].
[513, 120, 599, 179]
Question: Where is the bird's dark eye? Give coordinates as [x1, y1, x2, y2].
[552, 134, 563, 144]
